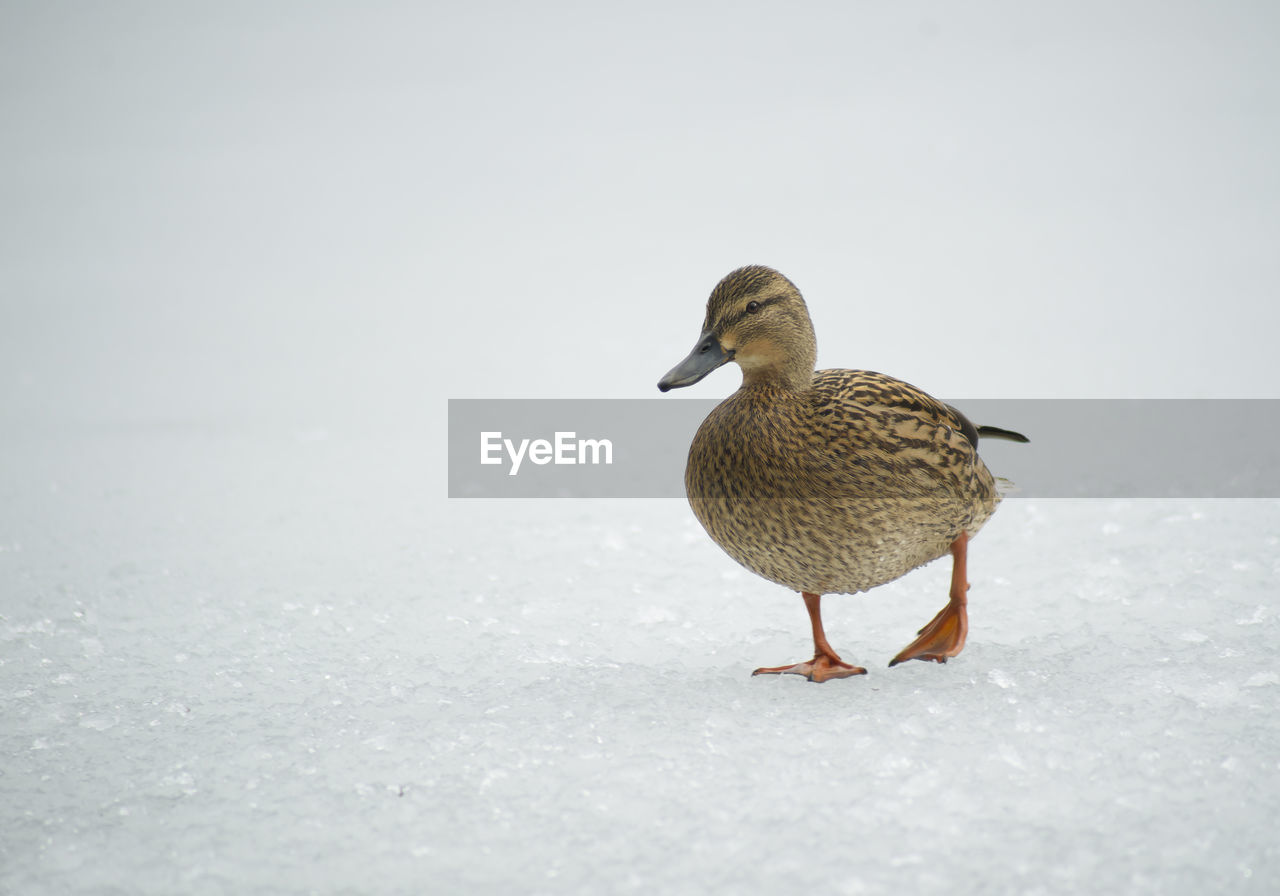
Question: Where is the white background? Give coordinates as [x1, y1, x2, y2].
[4, 1, 1279, 419]
[3, 3, 1278, 893]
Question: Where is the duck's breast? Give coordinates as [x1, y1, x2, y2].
[684, 377, 999, 594]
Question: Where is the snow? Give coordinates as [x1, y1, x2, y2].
[4, 2, 1280, 893]
[2, 423, 1278, 893]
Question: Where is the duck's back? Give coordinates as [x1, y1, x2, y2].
[685, 369, 1000, 595]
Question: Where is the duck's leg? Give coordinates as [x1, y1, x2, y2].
[889, 531, 970, 667]
[753, 592, 867, 682]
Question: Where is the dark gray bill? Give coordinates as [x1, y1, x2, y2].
[657, 330, 733, 391]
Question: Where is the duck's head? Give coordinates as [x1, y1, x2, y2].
[658, 265, 817, 392]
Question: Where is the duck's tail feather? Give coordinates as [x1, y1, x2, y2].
[994, 476, 1021, 499]
[977, 425, 1030, 443]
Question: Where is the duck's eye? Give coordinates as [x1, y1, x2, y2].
[746, 301, 761, 313]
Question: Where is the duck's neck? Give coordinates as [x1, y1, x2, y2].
[740, 363, 815, 392]
[737, 322, 817, 392]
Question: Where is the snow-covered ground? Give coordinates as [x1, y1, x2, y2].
[4, 3, 1279, 893]
[2, 424, 1277, 893]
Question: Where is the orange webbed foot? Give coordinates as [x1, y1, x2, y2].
[887, 599, 968, 666]
[755, 592, 868, 682]
[753, 653, 867, 682]
[889, 532, 971, 668]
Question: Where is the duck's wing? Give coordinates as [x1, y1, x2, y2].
[812, 369, 982, 447]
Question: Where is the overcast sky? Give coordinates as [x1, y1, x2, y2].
[3, 1, 1278, 430]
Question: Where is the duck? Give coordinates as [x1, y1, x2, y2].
[657, 265, 1028, 682]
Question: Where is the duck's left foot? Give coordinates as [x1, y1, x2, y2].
[753, 653, 867, 682]
[889, 532, 971, 667]
[755, 592, 868, 681]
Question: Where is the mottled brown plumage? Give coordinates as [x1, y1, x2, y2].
[657, 265, 1027, 681]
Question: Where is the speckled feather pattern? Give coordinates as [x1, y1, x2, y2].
[685, 369, 1000, 595]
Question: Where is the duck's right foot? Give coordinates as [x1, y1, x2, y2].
[889, 531, 971, 667]
[887, 599, 968, 666]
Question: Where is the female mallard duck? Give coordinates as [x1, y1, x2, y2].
[658, 265, 1027, 682]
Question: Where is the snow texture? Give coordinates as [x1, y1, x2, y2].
[4, 2, 1280, 893]
[2, 426, 1278, 893]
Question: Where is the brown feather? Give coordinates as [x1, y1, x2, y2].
[677, 266, 1012, 597]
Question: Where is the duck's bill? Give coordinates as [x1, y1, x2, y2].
[657, 331, 734, 392]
